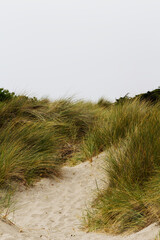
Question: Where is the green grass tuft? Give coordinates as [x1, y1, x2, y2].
[84, 101, 160, 234]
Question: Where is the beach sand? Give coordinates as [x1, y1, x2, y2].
[0, 153, 159, 240]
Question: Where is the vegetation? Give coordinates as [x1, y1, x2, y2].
[155, 231, 160, 240]
[0, 91, 103, 190]
[97, 97, 112, 108]
[115, 87, 160, 105]
[84, 98, 160, 234]
[0, 88, 15, 102]
[0, 87, 160, 235]
[137, 87, 160, 103]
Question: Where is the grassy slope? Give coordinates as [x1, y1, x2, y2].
[0, 96, 103, 188]
[0, 90, 160, 235]
[0, 95, 105, 213]
[84, 100, 160, 234]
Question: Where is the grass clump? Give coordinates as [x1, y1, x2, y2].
[0, 120, 62, 187]
[74, 99, 150, 162]
[155, 231, 160, 240]
[0, 95, 103, 191]
[84, 101, 160, 234]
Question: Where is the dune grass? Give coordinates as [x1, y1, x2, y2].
[155, 231, 160, 240]
[0, 96, 103, 191]
[84, 100, 160, 234]
[0, 96, 105, 215]
[0, 91, 160, 234]
[72, 99, 151, 162]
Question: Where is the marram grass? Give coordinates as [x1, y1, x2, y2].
[0, 94, 160, 235]
[0, 96, 103, 190]
[84, 101, 160, 234]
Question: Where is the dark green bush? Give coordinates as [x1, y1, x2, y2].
[0, 88, 15, 102]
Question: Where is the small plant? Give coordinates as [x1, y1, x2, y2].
[97, 98, 112, 108]
[136, 87, 160, 104]
[115, 93, 130, 105]
[155, 231, 160, 240]
[0, 88, 15, 101]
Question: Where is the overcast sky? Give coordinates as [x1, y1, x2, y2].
[0, 0, 160, 102]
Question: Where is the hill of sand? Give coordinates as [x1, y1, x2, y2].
[0, 153, 159, 240]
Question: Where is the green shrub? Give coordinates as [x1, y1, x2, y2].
[136, 87, 160, 104]
[0, 88, 15, 102]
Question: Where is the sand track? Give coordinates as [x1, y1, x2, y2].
[0, 153, 159, 240]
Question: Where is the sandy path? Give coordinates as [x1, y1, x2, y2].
[0, 153, 159, 240]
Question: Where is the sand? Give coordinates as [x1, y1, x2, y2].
[0, 153, 159, 240]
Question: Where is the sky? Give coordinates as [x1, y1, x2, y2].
[0, 0, 160, 102]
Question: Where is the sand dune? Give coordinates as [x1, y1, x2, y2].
[0, 153, 159, 240]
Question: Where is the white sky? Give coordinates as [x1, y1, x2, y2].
[0, 0, 160, 102]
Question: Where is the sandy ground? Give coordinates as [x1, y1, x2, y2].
[0, 153, 159, 240]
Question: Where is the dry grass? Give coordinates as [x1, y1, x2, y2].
[84, 100, 160, 234]
[0, 96, 103, 199]
[0, 94, 160, 235]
